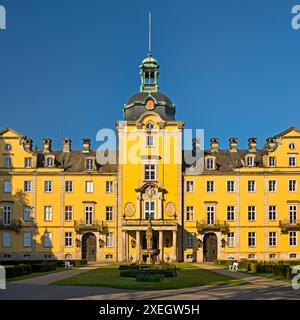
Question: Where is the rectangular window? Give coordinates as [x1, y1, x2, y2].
[3, 231, 12, 247]
[248, 232, 256, 247]
[269, 156, 276, 167]
[206, 206, 215, 224]
[206, 181, 215, 192]
[4, 155, 12, 169]
[23, 205, 31, 221]
[144, 164, 156, 180]
[43, 232, 52, 248]
[44, 206, 53, 222]
[23, 232, 32, 247]
[289, 156, 296, 167]
[24, 157, 32, 168]
[268, 180, 277, 192]
[289, 205, 297, 224]
[227, 232, 235, 248]
[144, 200, 155, 220]
[269, 205, 277, 221]
[85, 181, 94, 193]
[24, 180, 32, 192]
[106, 232, 113, 247]
[186, 206, 194, 221]
[65, 181, 73, 192]
[85, 158, 94, 170]
[65, 232, 73, 247]
[246, 157, 254, 167]
[227, 180, 235, 192]
[65, 206, 73, 221]
[227, 206, 235, 221]
[289, 180, 297, 192]
[269, 232, 277, 247]
[44, 180, 52, 192]
[206, 158, 215, 170]
[248, 180, 255, 192]
[106, 181, 113, 193]
[3, 180, 12, 193]
[248, 206, 256, 221]
[186, 233, 194, 248]
[46, 157, 54, 167]
[186, 181, 194, 192]
[289, 231, 297, 247]
[146, 135, 154, 147]
[106, 206, 113, 221]
[3, 204, 12, 225]
[85, 205, 93, 224]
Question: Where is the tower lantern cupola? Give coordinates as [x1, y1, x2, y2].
[139, 53, 159, 93]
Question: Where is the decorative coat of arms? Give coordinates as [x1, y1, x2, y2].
[165, 202, 176, 217]
[124, 202, 135, 217]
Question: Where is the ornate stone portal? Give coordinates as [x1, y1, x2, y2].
[140, 217, 160, 264]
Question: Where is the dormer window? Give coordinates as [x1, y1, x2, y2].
[246, 155, 255, 167]
[269, 156, 276, 167]
[4, 155, 12, 169]
[45, 156, 54, 168]
[289, 143, 296, 150]
[4, 143, 12, 151]
[145, 121, 154, 130]
[85, 158, 95, 171]
[206, 157, 215, 170]
[289, 156, 296, 167]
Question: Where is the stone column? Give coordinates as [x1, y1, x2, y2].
[136, 230, 141, 261]
[125, 231, 129, 261]
[172, 230, 177, 261]
[122, 231, 126, 261]
[159, 230, 163, 261]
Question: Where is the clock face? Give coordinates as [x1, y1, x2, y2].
[145, 99, 155, 110]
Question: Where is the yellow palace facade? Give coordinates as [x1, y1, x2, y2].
[0, 53, 300, 263]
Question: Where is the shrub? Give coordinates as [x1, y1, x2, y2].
[31, 262, 56, 273]
[56, 259, 87, 268]
[136, 272, 164, 282]
[5, 264, 32, 278]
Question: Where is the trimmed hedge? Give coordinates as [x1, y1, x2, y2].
[56, 260, 87, 268]
[136, 272, 164, 282]
[5, 264, 32, 278]
[31, 262, 56, 273]
[0, 260, 55, 266]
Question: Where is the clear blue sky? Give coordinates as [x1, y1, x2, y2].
[0, 0, 299, 150]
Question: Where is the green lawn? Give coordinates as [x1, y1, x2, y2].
[53, 263, 247, 290]
[8, 267, 66, 282]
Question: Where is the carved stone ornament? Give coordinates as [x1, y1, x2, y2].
[124, 202, 135, 217]
[165, 202, 176, 217]
[142, 185, 158, 200]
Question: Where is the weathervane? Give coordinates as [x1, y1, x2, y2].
[148, 12, 152, 53]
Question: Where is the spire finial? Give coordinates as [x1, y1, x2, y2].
[148, 12, 152, 54]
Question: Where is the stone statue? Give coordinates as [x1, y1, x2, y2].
[146, 217, 153, 250]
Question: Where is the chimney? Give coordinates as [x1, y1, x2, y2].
[43, 138, 52, 153]
[210, 138, 219, 152]
[82, 138, 91, 153]
[266, 138, 276, 151]
[192, 138, 201, 157]
[63, 138, 72, 153]
[229, 137, 238, 152]
[23, 137, 33, 152]
[248, 137, 257, 152]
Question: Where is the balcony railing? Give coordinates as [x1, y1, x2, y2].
[279, 220, 300, 233]
[74, 220, 107, 233]
[122, 219, 178, 227]
[196, 219, 229, 234]
[0, 219, 21, 232]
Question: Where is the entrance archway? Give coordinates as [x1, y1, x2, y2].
[81, 232, 97, 262]
[203, 233, 217, 262]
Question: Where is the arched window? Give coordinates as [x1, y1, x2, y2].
[145, 121, 154, 130]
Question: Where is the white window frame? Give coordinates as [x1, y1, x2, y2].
[44, 206, 53, 222]
[65, 180, 73, 193]
[289, 156, 297, 168]
[248, 206, 256, 221]
[268, 180, 277, 192]
[44, 180, 52, 192]
[227, 232, 235, 248]
[227, 180, 235, 192]
[289, 231, 297, 247]
[23, 205, 31, 221]
[248, 180, 256, 192]
[186, 181, 194, 193]
[227, 206, 235, 221]
[3, 180, 12, 193]
[85, 181, 94, 193]
[85, 158, 94, 170]
[144, 200, 156, 220]
[206, 205, 215, 225]
[206, 180, 215, 193]
[269, 232, 277, 247]
[269, 156, 276, 167]
[106, 206, 113, 221]
[246, 156, 255, 167]
[146, 135, 154, 147]
[186, 206, 194, 221]
[46, 157, 54, 168]
[65, 232, 73, 247]
[269, 205, 277, 221]
[4, 155, 12, 169]
[3, 231, 12, 247]
[65, 206, 73, 221]
[105, 181, 113, 193]
[106, 232, 113, 247]
[206, 157, 215, 170]
[24, 157, 32, 168]
[84, 205, 94, 224]
[289, 179, 297, 192]
[24, 180, 32, 192]
[144, 164, 156, 181]
[23, 232, 32, 247]
[248, 232, 256, 247]
[289, 205, 297, 224]
[3, 204, 12, 225]
[186, 233, 194, 248]
[43, 231, 52, 248]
